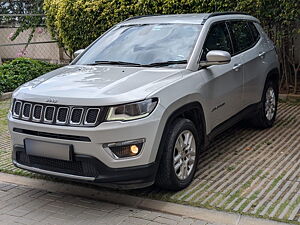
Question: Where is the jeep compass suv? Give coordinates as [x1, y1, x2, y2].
[8, 12, 279, 190]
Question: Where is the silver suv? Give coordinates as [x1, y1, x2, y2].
[8, 12, 279, 190]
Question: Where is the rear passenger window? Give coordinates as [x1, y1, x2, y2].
[201, 22, 233, 61]
[248, 22, 260, 42]
[228, 21, 254, 53]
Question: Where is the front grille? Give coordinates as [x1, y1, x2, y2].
[12, 100, 105, 127]
[16, 151, 99, 177]
[30, 155, 83, 173]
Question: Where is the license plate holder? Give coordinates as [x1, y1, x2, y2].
[24, 139, 73, 161]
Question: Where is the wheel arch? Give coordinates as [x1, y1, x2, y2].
[154, 101, 207, 166]
[266, 68, 280, 88]
[262, 67, 280, 101]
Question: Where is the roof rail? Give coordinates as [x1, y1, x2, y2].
[201, 11, 250, 24]
[124, 14, 161, 22]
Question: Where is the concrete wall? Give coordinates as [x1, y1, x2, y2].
[0, 27, 70, 64]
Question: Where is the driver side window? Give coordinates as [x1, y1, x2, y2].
[201, 22, 233, 61]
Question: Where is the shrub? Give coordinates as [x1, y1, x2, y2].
[44, 0, 136, 55]
[0, 58, 60, 94]
[44, 0, 299, 55]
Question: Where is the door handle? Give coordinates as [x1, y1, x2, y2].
[233, 64, 242, 71]
[259, 51, 266, 58]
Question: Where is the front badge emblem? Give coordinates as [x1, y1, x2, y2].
[46, 98, 58, 104]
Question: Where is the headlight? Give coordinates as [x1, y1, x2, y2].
[106, 98, 158, 121]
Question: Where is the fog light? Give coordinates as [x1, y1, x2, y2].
[103, 139, 145, 159]
[130, 145, 139, 154]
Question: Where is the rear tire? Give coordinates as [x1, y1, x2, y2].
[251, 79, 278, 128]
[155, 118, 200, 191]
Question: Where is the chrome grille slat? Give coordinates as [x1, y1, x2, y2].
[44, 106, 56, 123]
[12, 100, 102, 127]
[84, 108, 100, 125]
[56, 107, 69, 124]
[70, 108, 83, 125]
[22, 103, 32, 120]
[13, 101, 22, 118]
[32, 105, 43, 122]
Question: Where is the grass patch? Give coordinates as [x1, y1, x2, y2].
[0, 100, 10, 127]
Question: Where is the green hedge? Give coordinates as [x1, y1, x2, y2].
[44, 0, 299, 56]
[0, 58, 60, 94]
[44, 0, 136, 55]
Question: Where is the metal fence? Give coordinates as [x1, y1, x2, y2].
[0, 14, 70, 64]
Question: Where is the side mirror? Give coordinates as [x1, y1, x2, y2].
[200, 50, 231, 67]
[74, 49, 85, 58]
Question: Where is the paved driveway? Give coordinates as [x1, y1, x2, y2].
[0, 100, 299, 224]
[0, 180, 212, 225]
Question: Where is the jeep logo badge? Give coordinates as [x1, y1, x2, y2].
[46, 98, 58, 104]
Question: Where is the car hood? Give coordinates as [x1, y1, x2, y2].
[13, 65, 184, 106]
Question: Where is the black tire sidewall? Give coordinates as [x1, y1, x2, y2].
[164, 119, 200, 189]
[261, 80, 278, 126]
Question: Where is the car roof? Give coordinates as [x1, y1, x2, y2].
[120, 12, 259, 25]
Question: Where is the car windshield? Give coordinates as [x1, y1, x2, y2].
[75, 23, 202, 67]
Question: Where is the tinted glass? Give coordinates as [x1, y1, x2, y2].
[229, 21, 254, 53]
[201, 22, 233, 61]
[75, 24, 201, 66]
[248, 22, 260, 42]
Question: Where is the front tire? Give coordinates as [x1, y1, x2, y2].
[155, 118, 200, 191]
[251, 79, 278, 128]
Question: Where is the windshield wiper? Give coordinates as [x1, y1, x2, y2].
[87, 60, 188, 67]
[143, 60, 188, 67]
[88, 61, 143, 67]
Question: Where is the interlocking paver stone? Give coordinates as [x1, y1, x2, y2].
[178, 218, 199, 225]
[190, 221, 207, 225]
[153, 216, 179, 225]
[23, 209, 55, 222]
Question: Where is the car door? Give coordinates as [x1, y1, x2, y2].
[198, 22, 244, 131]
[227, 20, 265, 108]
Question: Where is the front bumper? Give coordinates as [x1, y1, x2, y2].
[12, 146, 157, 188]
